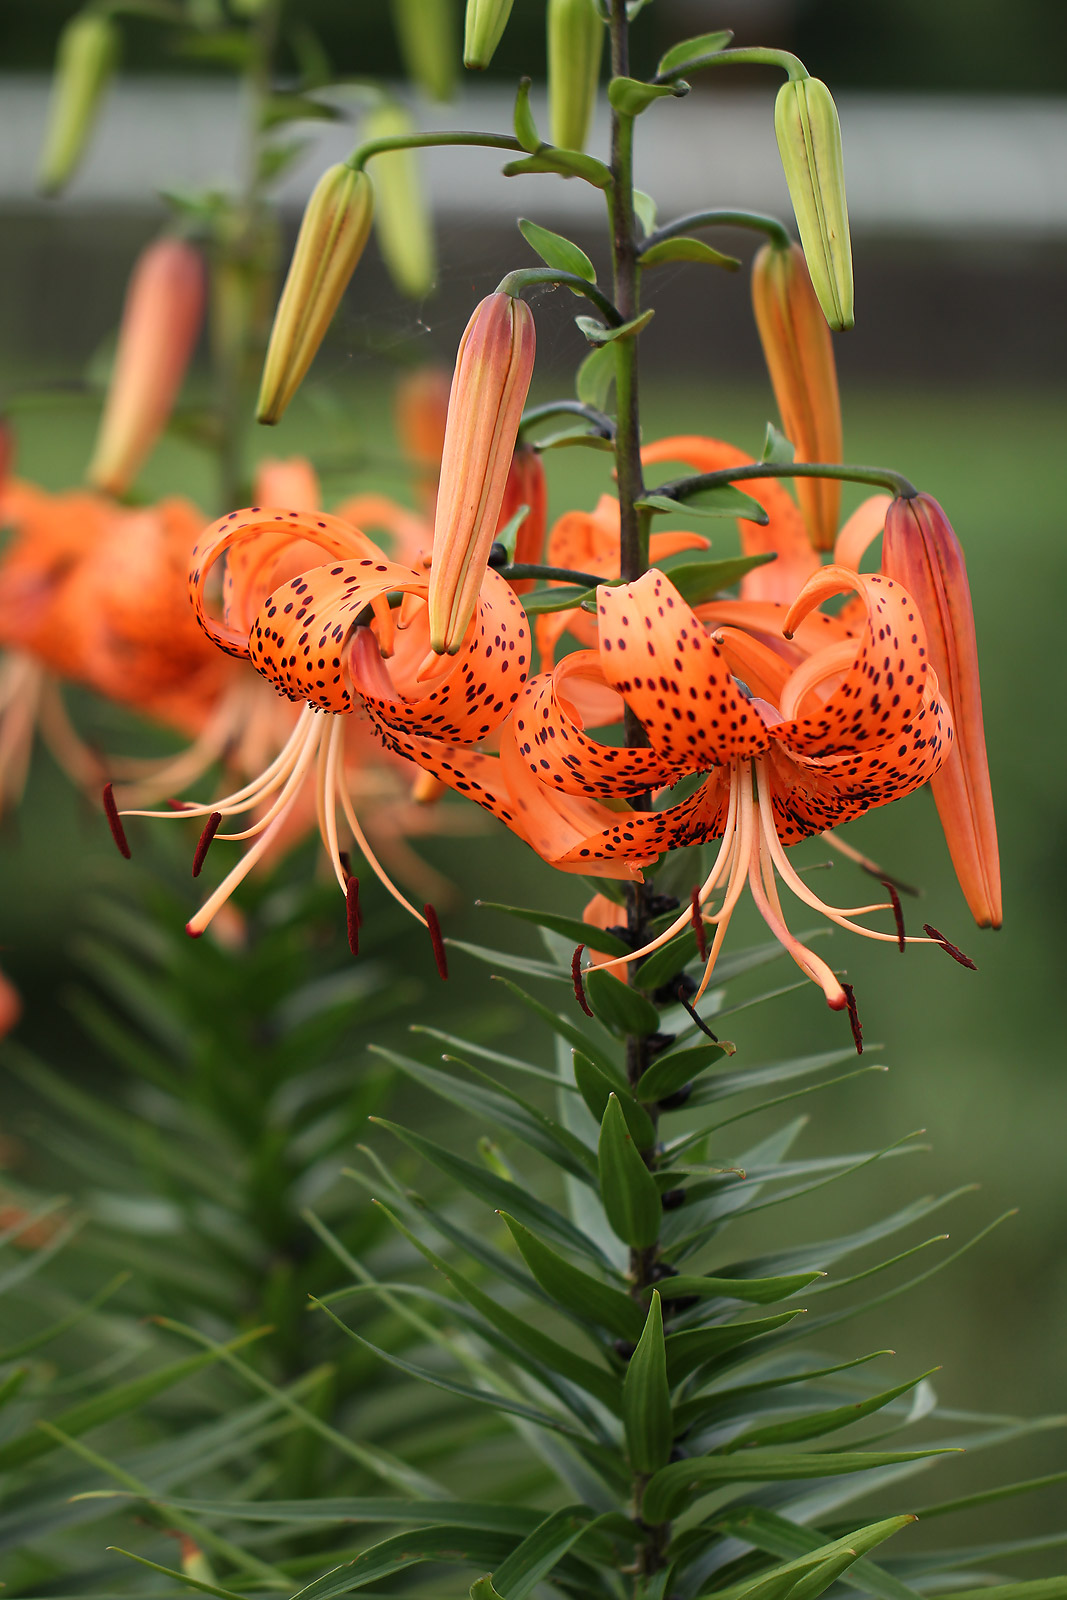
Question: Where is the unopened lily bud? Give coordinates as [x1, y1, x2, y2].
[496, 443, 547, 592]
[364, 104, 436, 301]
[257, 163, 374, 425]
[548, 0, 604, 154]
[774, 76, 854, 331]
[38, 11, 119, 196]
[87, 237, 205, 497]
[464, 0, 514, 69]
[428, 292, 536, 653]
[751, 241, 842, 551]
[883, 493, 1001, 929]
[390, 0, 457, 102]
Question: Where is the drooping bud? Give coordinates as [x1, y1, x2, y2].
[37, 11, 119, 196]
[464, 0, 515, 69]
[390, 0, 457, 102]
[882, 493, 1001, 929]
[496, 443, 547, 593]
[751, 241, 842, 551]
[428, 293, 536, 653]
[548, 0, 604, 154]
[256, 164, 374, 425]
[87, 238, 205, 496]
[363, 104, 436, 301]
[773, 76, 854, 331]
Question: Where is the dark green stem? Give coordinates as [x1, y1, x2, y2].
[496, 267, 623, 326]
[497, 562, 609, 588]
[519, 400, 616, 441]
[656, 460, 918, 502]
[641, 208, 793, 256]
[654, 45, 805, 85]
[347, 130, 524, 170]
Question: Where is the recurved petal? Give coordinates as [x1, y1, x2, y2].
[190, 507, 381, 659]
[596, 569, 769, 767]
[550, 769, 731, 870]
[642, 435, 819, 603]
[512, 655, 683, 799]
[350, 565, 530, 742]
[882, 492, 1001, 927]
[776, 565, 939, 757]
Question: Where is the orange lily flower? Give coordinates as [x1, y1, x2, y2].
[117, 504, 530, 950]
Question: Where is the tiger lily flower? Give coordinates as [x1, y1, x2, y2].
[499, 563, 956, 1017]
[117, 504, 529, 950]
[427, 292, 536, 654]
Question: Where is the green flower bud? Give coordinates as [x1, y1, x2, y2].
[390, 0, 457, 102]
[548, 0, 604, 154]
[364, 104, 436, 301]
[256, 164, 374, 425]
[773, 75, 854, 331]
[463, 0, 514, 69]
[37, 11, 120, 196]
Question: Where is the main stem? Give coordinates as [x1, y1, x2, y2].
[609, 1, 669, 1583]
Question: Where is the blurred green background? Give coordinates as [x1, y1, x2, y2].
[0, 0, 1065, 1553]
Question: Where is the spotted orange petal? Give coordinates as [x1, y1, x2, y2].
[596, 570, 769, 767]
[551, 769, 731, 870]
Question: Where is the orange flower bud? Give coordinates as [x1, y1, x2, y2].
[882, 493, 1001, 928]
[427, 292, 536, 653]
[751, 241, 842, 552]
[257, 164, 374, 425]
[496, 443, 547, 593]
[87, 238, 205, 497]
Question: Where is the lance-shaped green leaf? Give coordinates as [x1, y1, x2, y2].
[623, 1292, 673, 1473]
[638, 484, 770, 523]
[705, 1506, 921, 1600]
[705, 1515, 919, 1600]
[576, 340, 616, 409]
[519, 218, 596, 283]
[287, 1526, 535, 1599]
[656, 29, 733, 76]
[722, 1370, 937, 1453]
[369, 1047, 595, 1182]
[583, 968, 661, 1038]
[664, 1310, 803, 1384]
[521, 583, 597, 614]
[935, 1586, 1067, 1600]
[644, 1450, 953, 1523]
[512, 76, 541, 152]
[473, 1505, 595, 1600]
[639, 236, 741, 270]
[598, 1094, 661, 1248]
[499, 1212, 643, 1341]
[608, 76, 680, 115]
[574, 1050, 656, 1148]
[370, 1117, 611, 1265]
[654, 551, 777, 606]
[478, 900, 630, 957]
[447, 939, 568, 983]
[635, 1042, 732, 1102]
[503, 148, 613, 188]
[762, 421, 797, 464]
[575, 309, 654, 344]
[630, 926, 703, 992]
[494, 977, 618, 1079]
[653, 1268, 822, 1306]
[374, 1201, 621, 1413]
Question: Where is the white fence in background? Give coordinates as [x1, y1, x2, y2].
[1, 77, 1066, 236]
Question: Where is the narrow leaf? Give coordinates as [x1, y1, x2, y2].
[598, 1095, 661, 1248]
[519, 218, 596, 283]
[499, 1212, 642, 1341]
[657, 29, 733, 75]
[640, 236, 740, 269]
[574, 1051, 656, 1148]
[623, 1293, 673, 1473]
[644, 1451, 955, 1523]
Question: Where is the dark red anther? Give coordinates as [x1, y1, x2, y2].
[923, 923, 978, 971]
[102, 783, 131, 859]
[841, 981, 863, 1055]
[346, 876, 361, 956]
[676, 984, 717, 1041]
[166, 797, 195, 811]
[882, 880, 906, 952]
[690, 887, 708, 961]
[571, 944, 593, 1017]
[192, 812, 222, 879]
[425, 903, 448, 980]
